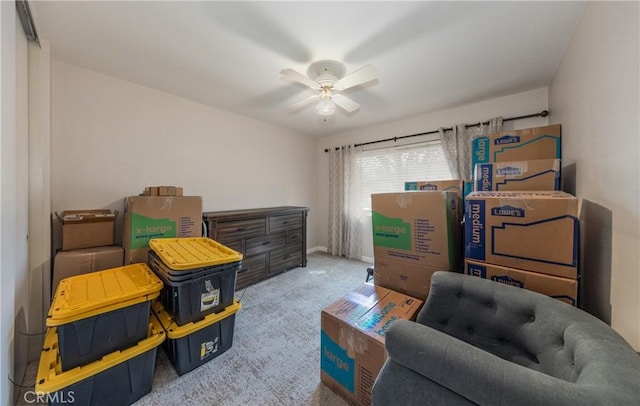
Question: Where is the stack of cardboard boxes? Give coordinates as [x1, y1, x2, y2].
[53, 209, 122, 294]
[122, 185, 202, 264]
[53, 186, 203, 294]
[320, 181, 462, 405]
[321, 124, 578, 405]
[464, 125, 579, 305]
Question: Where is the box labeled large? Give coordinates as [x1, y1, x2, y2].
[404, 180, 462, 197]
[465, 259, 578, 306]
[471, 124, 561, 167]
[464, 191, 579, 278]
[321, 284, 423, 406]
[122, 195, 202, 264]
[474, 159, 561, 192]
[56, 209, 117, 251]
[52, 246, 124, 294]
[371, 191, 460, 299]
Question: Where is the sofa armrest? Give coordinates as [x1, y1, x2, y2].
[384, 320, 631, 406]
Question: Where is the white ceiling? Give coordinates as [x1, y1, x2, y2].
[29, 1, 586, 137]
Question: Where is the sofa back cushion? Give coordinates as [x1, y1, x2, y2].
[416, 272, 630, 383]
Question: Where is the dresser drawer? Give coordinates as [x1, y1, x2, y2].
[286, 229, 303, 246]
[218, 239, 242, 254]
[236, 254, 266, 290]
[269, 245, 303, 275]
[212, 218, 266, 242]
[269, 213, 303, 233]
[246, 234, 286, 257]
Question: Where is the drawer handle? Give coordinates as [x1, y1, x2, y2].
[262, 241, 271, 245]
[282, 221, 289, 225]
[283, 254, 291, 259]
[236, 227, 248, 232]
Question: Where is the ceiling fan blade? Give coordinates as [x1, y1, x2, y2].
[279, 68, 321, 90]
[288, 94, 320, 112]
[332, 94, 360, 113]
[332, 64, 378, 91]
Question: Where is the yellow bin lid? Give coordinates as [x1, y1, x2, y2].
[152, 299, 241, 339]
[148, 237, 243, 270]
[47, 263, 163, 327]
[36, 312, 165, 393]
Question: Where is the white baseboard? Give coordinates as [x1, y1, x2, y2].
[360, 255, 374, 264]
[308, 247, 373, 264]
[307, 246, 327, 254]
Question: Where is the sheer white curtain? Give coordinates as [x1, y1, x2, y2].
[328, 146, 362, 259]
[439, 117, 503, 179]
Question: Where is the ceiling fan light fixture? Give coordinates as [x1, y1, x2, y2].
[317, 99, 336, 116]
[281, 59, 378, 119]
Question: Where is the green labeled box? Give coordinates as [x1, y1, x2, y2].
[371, 191, 461, 299]
[404, 180, 463, 197]
[122, 195, 202, 264]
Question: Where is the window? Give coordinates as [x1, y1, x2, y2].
[358, 140, 453, 212]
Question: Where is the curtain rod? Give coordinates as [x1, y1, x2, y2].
[323, 110, 548, 152]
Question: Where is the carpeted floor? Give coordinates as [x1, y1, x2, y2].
[19, 252, 372, 406]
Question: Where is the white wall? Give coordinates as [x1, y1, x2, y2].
[549, 2, 639, 350]
[316, 87, 549, 259]
[1, 3, 31, 404]
[14, 3, 31, 391]
[0, 4, 17, 403]
[28, 39, 52, 362]
[51, 61, 318, 248]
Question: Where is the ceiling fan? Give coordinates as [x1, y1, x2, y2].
[279, 60, 378, 117]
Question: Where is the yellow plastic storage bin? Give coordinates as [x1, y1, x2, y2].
[36, 312, 165, 406]
[47, 263, 163, 371]
[153, 299, 241, 376]
[148, 237, 242, 270]
[147, 237, 242, 326]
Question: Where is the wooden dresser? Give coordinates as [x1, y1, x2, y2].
[203, 206, 309, 290]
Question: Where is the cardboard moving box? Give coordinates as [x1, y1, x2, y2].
[473, 159, 561, 192]
[52, 246, 124, 295]
[464, 191, 579, 278]
[122, 196, 202, 264]
[142, 186, 184, 197]
[471, 124, 561, 167]
[321, 284, 423, 406]
[56, 209, 117, 251]
[465, 259, 578, 306]
[371, 191, 461, 299]
[404, 180, 463, 197]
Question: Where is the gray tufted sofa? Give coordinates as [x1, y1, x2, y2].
[372, 271, 640, 405]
